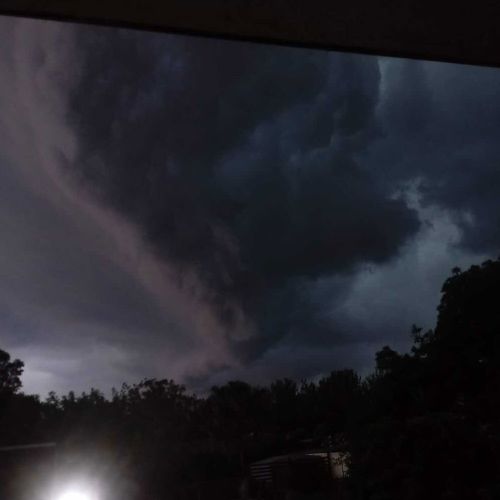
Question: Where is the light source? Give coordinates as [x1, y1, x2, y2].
[56, 488, 96, 500]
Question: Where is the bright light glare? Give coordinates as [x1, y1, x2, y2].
[57, 490, 93, 500]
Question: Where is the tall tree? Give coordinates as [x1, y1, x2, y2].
[349, 258, 500, 499]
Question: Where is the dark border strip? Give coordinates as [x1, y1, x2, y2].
[0, 1, 500, 68]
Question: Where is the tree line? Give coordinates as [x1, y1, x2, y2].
[2, 258, 500, 498]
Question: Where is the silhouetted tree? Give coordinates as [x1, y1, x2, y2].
[349, 258, 500, 499]
[0, 349, 23, 395]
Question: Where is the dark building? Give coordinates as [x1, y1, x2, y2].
[247, 451, 348, 499]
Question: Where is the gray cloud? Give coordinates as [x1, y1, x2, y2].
[367, 58, 500, 255]
[0, 17, 245, 394]
[64, 26, 420, 366]
[2, 16, 500, 395]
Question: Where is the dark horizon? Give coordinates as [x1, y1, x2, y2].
[2, 257, 500, 499]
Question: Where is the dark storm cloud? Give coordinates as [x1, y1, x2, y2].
[5, 16, 500, 396]
[64, 27, 420, 361]
[367, 59, 500, 256]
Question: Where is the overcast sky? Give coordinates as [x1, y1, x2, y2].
[0, 15, 498, 396]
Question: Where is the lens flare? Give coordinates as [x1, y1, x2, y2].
[56, 489, 93, 500]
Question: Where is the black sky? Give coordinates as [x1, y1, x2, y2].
[0, 16, 498, 395]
